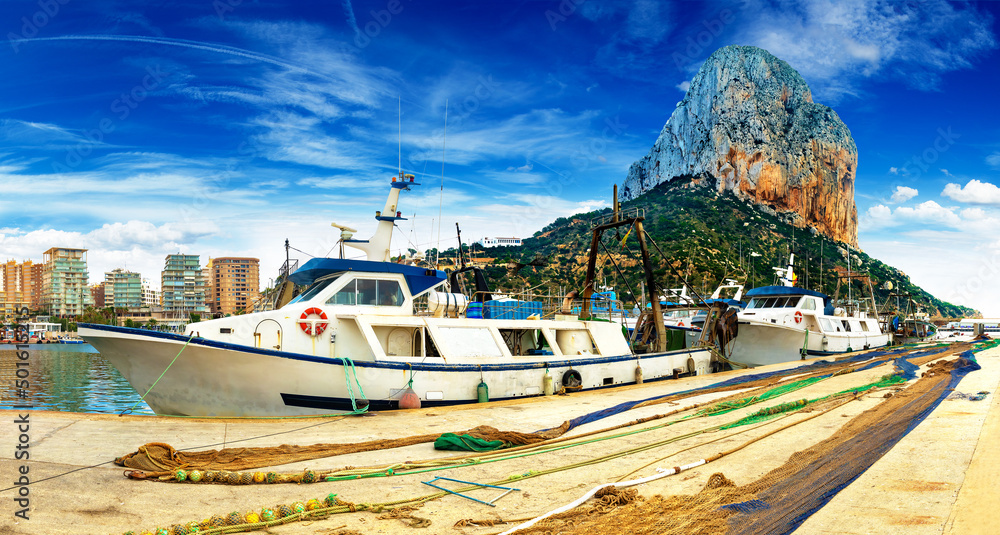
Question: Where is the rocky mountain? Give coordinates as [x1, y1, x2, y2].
[622, 45, 858, 246]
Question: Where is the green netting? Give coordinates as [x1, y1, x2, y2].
[433, 433, 506, 452]
[720, 373, 907, 430]
[696, 375, 827, 418]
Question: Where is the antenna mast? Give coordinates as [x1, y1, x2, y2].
[397, 97, 402, 181]
[437, 99, 447, 268]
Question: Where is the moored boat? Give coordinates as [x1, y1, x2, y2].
[727, 255, 890, 367]
[80, 176, 730, 417]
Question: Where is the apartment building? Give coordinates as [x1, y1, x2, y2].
[42, 247, 93, 316]
[208, 257, 260, 316]
[161, 254, 208, 319]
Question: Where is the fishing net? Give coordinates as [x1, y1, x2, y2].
[505, 352, 981, 535]
[115, 425, 558, 475]
[115, 342, 980, 483]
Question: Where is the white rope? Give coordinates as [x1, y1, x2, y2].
[498, 460, 707, 535]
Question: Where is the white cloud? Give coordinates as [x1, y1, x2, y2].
[890, 185, 917, 203]
[941, 169, 953, 177]
[888, 167, 899, 175]
[676, 81, 691, 92]
[987, 152, 1000, 169]
[942, 180, 1000, 205]
[733, 0, 997, 101]
[861, 200, 961, 229]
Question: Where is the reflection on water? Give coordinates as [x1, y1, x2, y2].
[0, 344, 153, 414]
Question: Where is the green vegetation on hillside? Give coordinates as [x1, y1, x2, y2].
[453, 179, 976, 319]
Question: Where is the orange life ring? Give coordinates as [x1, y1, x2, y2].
[678, 320, 685, 327]
[299, 307, 329, 336]
[794, 311, 803, 324]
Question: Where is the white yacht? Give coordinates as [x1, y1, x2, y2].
[727, 255, 890, 367]
[79, 176, 725, 417]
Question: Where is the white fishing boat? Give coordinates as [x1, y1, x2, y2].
[80, 176, 727, 417]
[727, 255, 890, 367]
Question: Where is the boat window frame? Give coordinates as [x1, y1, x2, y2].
[325, 275, 408, 308]
[288, 275, 340, 304]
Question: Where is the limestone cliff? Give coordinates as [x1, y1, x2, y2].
[622, 45, 858, 246]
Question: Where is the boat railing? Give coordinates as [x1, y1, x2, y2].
[591, 207, 644, 227]
[415, 290, 630, 324]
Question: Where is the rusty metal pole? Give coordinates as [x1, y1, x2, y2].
[582, 229, 600, 319]
[635, 220, 665, 352]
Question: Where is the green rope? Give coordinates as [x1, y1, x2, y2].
[337, 356, 368, 414]
[120, 333, 196, 415]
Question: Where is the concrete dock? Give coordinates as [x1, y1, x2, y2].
[1, 343, 998, 534]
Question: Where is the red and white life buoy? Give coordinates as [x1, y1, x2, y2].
[678, 320, 685, 327]
[299, 307, 329, 336]
[794, 311, 803, 324]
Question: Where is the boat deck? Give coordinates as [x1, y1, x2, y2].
[1, 342, 998, 534]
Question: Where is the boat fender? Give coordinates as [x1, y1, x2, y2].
[635, 364, 644, 384]
[686, 357, 696, 374]
[542, 368, 554, 396]
[477, 381, 489, 403]
[562, 369, 582, 389]
[399, 387, 421, 410]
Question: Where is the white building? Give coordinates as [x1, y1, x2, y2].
[141, 278, 161, 307]
[477, 237, 522, 247]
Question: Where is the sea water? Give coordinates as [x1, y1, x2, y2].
[0, 344, 153, 414]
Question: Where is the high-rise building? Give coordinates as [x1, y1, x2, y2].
[0, 259, 35, 320]
[104, 268, 143, 309]
[141, 278, 160, 307]
[161, 254, 208, 319]
[90, 283, 105, 308]
[29, 262, 43, 309]
[208, 257, 260, 316]
[42, 247, 92, 316]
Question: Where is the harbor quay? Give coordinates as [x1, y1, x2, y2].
[1, 343, 998, 534]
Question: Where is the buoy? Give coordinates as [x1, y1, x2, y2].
[477, 380, 489, 403]
[399, 387, 421, 409]
[635, 364, 644, 384]
[542, 369, 554, 396]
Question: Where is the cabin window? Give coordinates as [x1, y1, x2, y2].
[842, 320, 851, 332]
[859, 321, 870, 332]
[331, 280, 357, 305]
[499, 329, 552, 356]
[800, 298, 816, 310]
[820, 318, 835, 331]
[292, 278, 336, 303]
[328, 279, 405, 307]
[357, 279, 378, 305]
[376, 280, 405, 307]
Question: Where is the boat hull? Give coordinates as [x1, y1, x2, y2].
[80, 324, 715, 417]
[729, 321, 891, 367]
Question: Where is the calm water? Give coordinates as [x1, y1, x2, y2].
[0, 344, 153, 414]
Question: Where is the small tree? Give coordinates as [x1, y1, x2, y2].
[189, 313, 201, 324]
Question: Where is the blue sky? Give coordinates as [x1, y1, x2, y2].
[0, 0, 998, 315]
